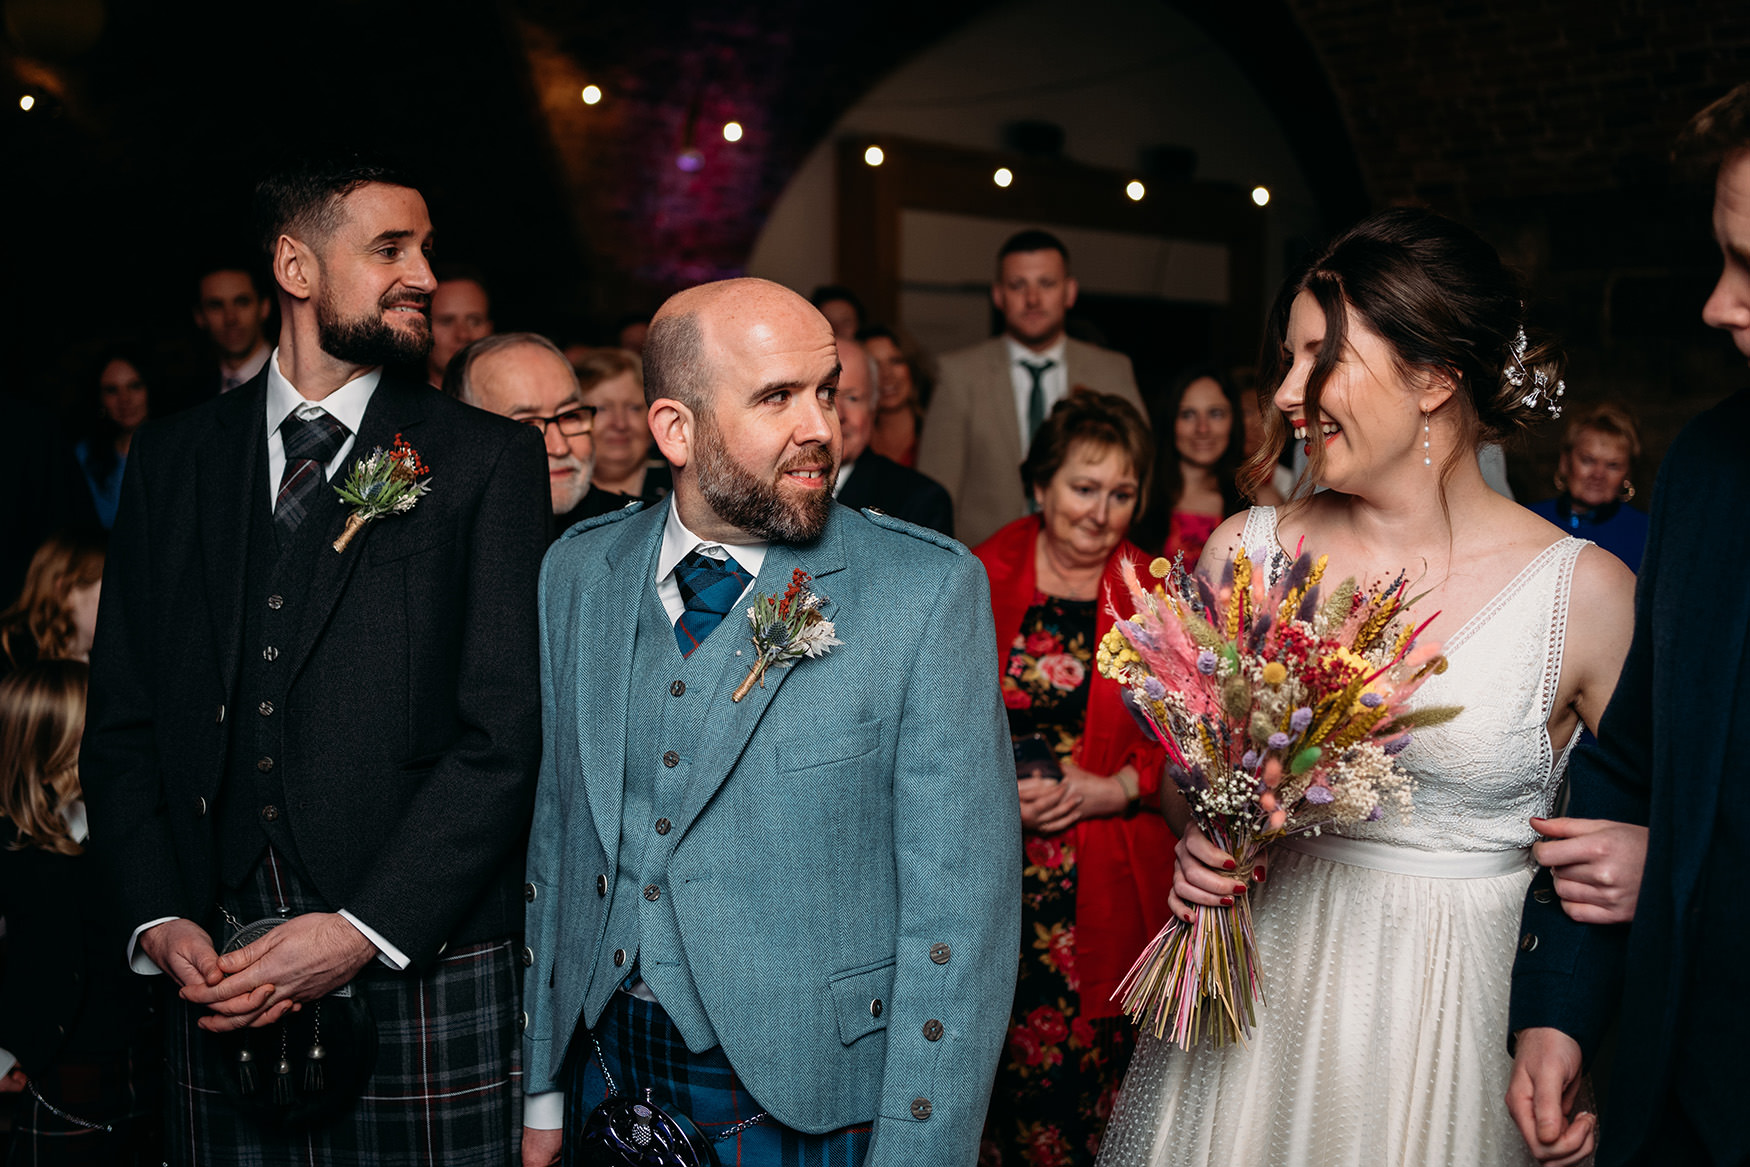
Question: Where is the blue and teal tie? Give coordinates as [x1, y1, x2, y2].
[673, 549, 752, 657]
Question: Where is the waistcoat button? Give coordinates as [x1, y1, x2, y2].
[258, 701, 274, 717]
[596, 874, 609, 896]
[910, 1098, 932, 1121]
[643, 884, 660, 902]
[670, 680, 686, 697]
[929, 942, 951, 965]
[263, 646, 279, 662]
[267, 594, 284, 610]
[923, 1019, 943, 1041]
[662, 750, 680, 768]
[194, 796, 208, 817]
[655, 818, 671, 835]
[260, 805, 280, 822]
[256, 757, 274, 772]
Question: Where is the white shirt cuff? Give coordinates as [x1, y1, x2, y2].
[525, 1090, 565, 1130]
[338, 910, 409, 970]
[127, 917, 181, 974]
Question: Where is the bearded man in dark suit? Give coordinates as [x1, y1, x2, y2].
[1507, 84, 1750, 1167]
[81, 160, 548, 1165]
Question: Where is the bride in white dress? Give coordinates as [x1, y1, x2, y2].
[1096, 208, 1635, 1167]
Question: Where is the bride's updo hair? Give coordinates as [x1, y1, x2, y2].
[1242, 206, 1565, 497]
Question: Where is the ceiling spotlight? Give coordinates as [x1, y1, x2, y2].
[863, 145, 885, 167]
[1126, 180, 1145, 202]
[993, 167, 1013, 189]
[19, 94, 35, 112]
[1252, 185, 1271, 207]
[581, 85, 602, 106]
[722, 121, 743, 143]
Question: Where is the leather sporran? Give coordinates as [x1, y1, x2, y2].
[579, 1090, 719, 1167]
[212, 917, 377, 1128]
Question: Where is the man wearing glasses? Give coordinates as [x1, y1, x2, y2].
[447, 333, 636, 535]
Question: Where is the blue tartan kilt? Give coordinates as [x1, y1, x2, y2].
[162, 850, 523, 1167]
[564, 990, 872, 1167]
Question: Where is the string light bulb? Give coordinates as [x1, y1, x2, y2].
[19, 95, 35, 112]
[993, 167, 1013, 188]
[1252, 186, 1271, 207]
[863, 145, 884, 167]
[1126, 180, 1145, 202]
[581, 85, 602, 106]
[722, 121, 743, 143]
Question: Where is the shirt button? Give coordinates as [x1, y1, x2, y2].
[910, 1098, 933, 1121]
[524, 882, 538, 903]
[521, 946, 534, 967]
[923, 1019, 944, 1041]
[643, 884, 660, 902]
[670, 680, 686, 697]
[263, 646, 280, 662]
[929, 942, 951, 965]
[613, 949, 627, 967]
[256, 757, 274, 773]
[267, 594, 284, 610]
[870, 998, 883, 1018]
[662, 750, 680, 768]
[258, 701, 274, 717]
[260, 805, 280, 822]
[596, 874, 609, 896]
[655, 818, 672, 835]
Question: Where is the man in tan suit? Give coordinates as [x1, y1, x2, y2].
[917, 229, 1144, 547]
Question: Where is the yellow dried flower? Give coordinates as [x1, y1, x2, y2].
[1262, 661, 1288, 686]
[1149, 557, 1172, 578]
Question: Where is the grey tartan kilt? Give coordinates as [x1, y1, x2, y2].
[162, 852, 523, 1167]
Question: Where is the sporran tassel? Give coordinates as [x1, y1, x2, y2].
[304, 1007, 326, 1093]
[273, 1032, 294, 1105]
[236, 1046, 258, 1095]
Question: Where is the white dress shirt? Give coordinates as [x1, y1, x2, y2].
[128, 351, 410, 975]
[527, 498, 769, 1131]
[1006, 335, 1068, 449]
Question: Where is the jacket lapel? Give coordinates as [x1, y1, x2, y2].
[580, 507, 665, 860]
[198, 381, 267, 702]
[672, 513, 848, 834]
[286, 376, 426, 683]
[988, 339, 1025, 479]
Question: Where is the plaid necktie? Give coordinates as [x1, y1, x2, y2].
[275, 409, 351, 536]
[673, 549, 751, 657]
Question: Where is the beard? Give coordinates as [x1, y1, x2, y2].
[693, 410, 835, 544]
[317, 284, 432, 367]
[549, 450, 594, 515]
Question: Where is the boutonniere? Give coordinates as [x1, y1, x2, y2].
[732, 568, 842, 702]
[331, 434, 431, 552]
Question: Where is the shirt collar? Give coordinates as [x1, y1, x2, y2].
[657, 494, 769, 582]
[265, 347, 381, 437]
[1006, 334, 1066, 367]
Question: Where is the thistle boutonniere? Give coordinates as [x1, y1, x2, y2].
[331, 434, 431, 552]
[732, 568, 843, 702]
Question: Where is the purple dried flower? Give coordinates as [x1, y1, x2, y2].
[1267, 732, 1290, 751]
[1197, 649, 1218, 675]
[1120, 621, 1155, 650]
[1304, 784, 1334, 805]
[1143, 676, 1167, 700]
[1360, 692, 1383, 708]
[1289, 707, 1313, 733]
[1383, 734, 1411, 756]
[1241, 749, 1259, 771]
[1366, 806, 1384, 821]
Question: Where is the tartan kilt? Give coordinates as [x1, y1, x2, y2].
[162, 852, 522, 1167]
[563, 989, 871, 1167]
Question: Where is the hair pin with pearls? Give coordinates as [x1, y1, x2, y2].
[1504, 327, 1565, 418]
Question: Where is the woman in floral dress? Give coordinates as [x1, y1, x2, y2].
[973, 391, 1179, 1165]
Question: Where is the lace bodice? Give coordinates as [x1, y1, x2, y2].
[1240, 506, 1585, 853]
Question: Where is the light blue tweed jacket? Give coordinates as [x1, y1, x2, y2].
[524, 499, 1021, 1165]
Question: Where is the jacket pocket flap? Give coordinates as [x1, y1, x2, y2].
[829, 958, 896, 1046]
[773, 718, 882, 774]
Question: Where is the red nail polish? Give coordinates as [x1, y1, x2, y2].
[1233, 883, 1248, 895]
[1221, 896, 1234, 906]
[1223, 858, 1237, 871]
[1254, 866, 1268, 883]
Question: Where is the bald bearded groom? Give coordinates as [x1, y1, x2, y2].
[521, 278, 1020, 1166]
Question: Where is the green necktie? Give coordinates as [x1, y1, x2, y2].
[1022, 358, 1057, 448]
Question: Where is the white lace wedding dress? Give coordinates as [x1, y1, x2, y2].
[1097, 507, 1585, 1167]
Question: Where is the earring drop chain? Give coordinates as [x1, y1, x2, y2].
[1423, 411, 1432, 467]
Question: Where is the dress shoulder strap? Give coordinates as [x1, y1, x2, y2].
[1239, 506, 1279, 560]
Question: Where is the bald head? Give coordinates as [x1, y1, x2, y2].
[645, 278, 833, 414]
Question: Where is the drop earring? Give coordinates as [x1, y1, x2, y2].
[1422, 411, 1432, 467]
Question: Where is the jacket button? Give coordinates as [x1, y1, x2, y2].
[655, 818, 672, 835]
[910, 1097, 932, 1121]
[215, 704, 226, 724]
[662, 750, 680, 768]
[194, 796, 208, 817]
[929, 942, 951, 965]
[258, 701, 274, 717]
[613, 948, 626, 967]
[1519, 933, 1539, 953]
[670, 680, 686, 697]
[923, 1019, 943, 1041]
[1532, 888, 1554, 904]
[260, 805, 280, 822]
[520, 1011, 529, 1032]
[524, 882, 538, 903]
[267, 594, 284, 610]
[263, 646, 279, 662]
[257, 756, 274, 772]
[596, 874, 609, 896]
[870, 998, 883, 1018]
[643, 884, 660, 902]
